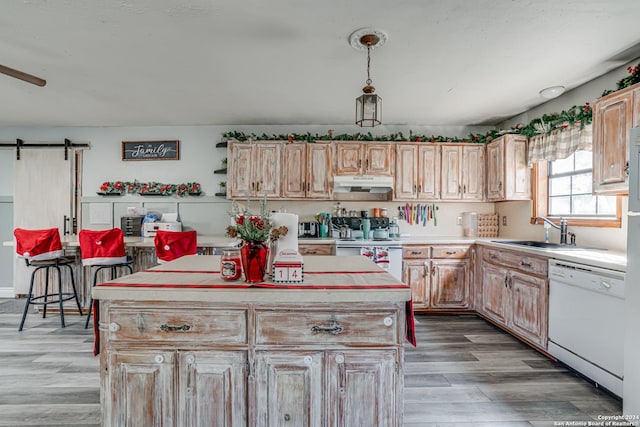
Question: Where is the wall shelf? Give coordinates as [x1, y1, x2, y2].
[214, 168, 227, 174]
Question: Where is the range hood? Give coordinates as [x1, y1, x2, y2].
[333, 175, 393, 201]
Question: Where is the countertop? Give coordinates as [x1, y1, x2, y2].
[92, 255, 411, 303]
[298, 236, 627, 272]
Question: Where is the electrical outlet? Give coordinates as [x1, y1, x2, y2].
[456, 216, 462, 225]
[502, 216, 508, 226]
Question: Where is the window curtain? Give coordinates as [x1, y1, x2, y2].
[527, 123, 592, 166]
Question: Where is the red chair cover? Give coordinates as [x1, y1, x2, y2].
[78, 228, 128, 266]
[14, 228, 64, 261]
[154, 230, 198, 262]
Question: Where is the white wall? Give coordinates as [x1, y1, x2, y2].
[0, 123, 493, 238]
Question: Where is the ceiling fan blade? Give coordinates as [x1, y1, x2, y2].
[0, 64, 46, 87]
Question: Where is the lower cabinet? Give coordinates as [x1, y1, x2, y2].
[101, 301, 404, 427]
[107, 349, 248, 426]
[254, 349, 396, 427]
[478, 247, 548, 350]
[298, 243, 335, 256]
[402, 245, 471, 312]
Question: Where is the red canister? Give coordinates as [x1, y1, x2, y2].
[373, 207, 380, 217]
[220, 248, 242, 281]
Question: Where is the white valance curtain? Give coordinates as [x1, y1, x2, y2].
[527, 123, 593, 166]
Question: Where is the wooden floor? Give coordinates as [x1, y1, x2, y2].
[0, 299, 622, 426]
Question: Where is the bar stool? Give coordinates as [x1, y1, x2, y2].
[154, 230, 198, 263]
[79, 228, 134, 329]
[14, 227, 83, 331]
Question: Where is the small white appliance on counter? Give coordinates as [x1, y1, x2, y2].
[142, 213, 182, 237]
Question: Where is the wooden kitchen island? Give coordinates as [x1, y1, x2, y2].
[92, 255, 412, 427]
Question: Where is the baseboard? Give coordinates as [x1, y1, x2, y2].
[0, 288, 16, 298]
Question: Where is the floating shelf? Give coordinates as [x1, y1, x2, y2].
[216, 141, 228, 148]
[214, 168, 227, 174]
[214, 192, 227, 197]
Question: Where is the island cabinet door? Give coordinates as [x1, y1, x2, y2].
[480, 263, 509, 326]
[177, 350, 248, 427]
[106, 350, 175, 427]
[327, 350, 398, 427]
[254, 350, 324, 427]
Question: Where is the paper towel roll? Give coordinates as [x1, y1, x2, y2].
[271, 213, 299, 255]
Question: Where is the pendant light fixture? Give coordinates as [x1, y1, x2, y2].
[350, 28, 387, 127]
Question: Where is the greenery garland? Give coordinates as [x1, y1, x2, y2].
[98, 180, 202, 196]
[602, 63, 640, 96]
[222, 102, 592, 145]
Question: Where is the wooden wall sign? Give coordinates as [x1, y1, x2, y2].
[122, 140, 180, 161]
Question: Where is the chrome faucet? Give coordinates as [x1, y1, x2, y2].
[534, 217, 571, 245]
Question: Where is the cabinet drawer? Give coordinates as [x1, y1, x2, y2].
[431, 245, 469, 259]
[483, 248, 547, 276]
[299, 244, 334, 256]
[107, 308, 247, 344]
[255, 310, 398, 346]
[403, 246, 430, 259]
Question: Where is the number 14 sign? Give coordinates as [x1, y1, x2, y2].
[273, 262, 304, 283]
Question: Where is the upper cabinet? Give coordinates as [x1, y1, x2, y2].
[440, 144, 485, 201]
[592, 83, 640, 195]
[394, 144, 440, 200]
[228, 142, 281, 199]
[335, 142, 394, 176]
[282, 142, 333, 199]
[486, 135, 531, 201]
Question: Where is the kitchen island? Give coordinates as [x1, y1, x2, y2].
[93, 255, 411, 427]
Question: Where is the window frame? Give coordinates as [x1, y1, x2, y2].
[530, 162, 622, 228]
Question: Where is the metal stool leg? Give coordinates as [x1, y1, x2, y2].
[65, 264, 83, 314]
[56, 265, 66, 328]
[42, 266, 50, 319]
[19, 266, 41, 331]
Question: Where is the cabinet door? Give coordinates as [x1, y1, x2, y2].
[107, 350, 175, 427]
[255, 143, 281, 198]
[402, 260, 429, 309]
[593, 89, 633, 194]
[431, 259, 470, 309]
[418, 145, 440, 200]
[440, 145, 462, 200]
[306, 142, 332, 199]
[480, 263, 508, 325]
[177, 351, 247, 427]
[327, 350, 397, 427]
[365, 143, 393, 176]
[254, 350, 324, 427]
[462, 145, 485, 201]
[504, 135, 531, 200]
[394, 144, 418, 199]
[282, 143, 307, 199]
[486, 140, 504, 200]
[229, 144, 254, 199]
[508, 272, 548, 348]
[335, 143, 362, 175]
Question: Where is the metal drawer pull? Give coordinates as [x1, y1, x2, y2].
[601, 281, 612, 289]
[445, 251, 457, 255]
[311, 320, 343, 335]
[520, 261, 532, 267]
[160, 323, 191, 332]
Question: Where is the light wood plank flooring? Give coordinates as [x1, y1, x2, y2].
[0, 299, 622, 426]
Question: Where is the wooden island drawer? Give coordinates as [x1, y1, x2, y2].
[107, 308, 248, 344]
[431, 245, 470, 259]
[255, 310, 399, 346]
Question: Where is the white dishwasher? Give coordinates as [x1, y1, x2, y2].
[548, 259, 626, 397]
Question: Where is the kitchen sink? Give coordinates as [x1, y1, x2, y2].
[492, 240, 607, 251]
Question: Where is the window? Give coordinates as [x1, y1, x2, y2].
[547, 151, 617, 217]
[531, 151, 622, 228]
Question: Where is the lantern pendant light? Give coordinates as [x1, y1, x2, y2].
[350, 29, 387, 127]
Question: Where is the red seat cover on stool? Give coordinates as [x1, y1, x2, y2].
[14, 228, 64, 261]
[154, 230, 197, 262]
[79, 228, 128, 266]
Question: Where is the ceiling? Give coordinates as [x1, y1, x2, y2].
[2, 0, 640, 128]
